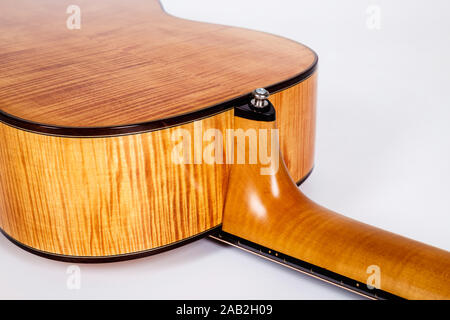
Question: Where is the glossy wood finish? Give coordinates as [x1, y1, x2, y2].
[274, 73, 317, 179]
[222, 117, 450, 300]
[0, 0, 317, 257]
[0, 0, 316, 131]
[1, 1, 448, 299]
[0, 112, 232, 257]
[0, 74, 317, 257]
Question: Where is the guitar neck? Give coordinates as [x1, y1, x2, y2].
[210, 231, 402, 300]
[219, 110, 450, 300]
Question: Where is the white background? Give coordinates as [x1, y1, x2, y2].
[1, 0, 449, 299]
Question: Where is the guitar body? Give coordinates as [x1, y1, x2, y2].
[0, 82, 317, 259]
[0, 0, 317, 258]
[1, 0, 449, 300]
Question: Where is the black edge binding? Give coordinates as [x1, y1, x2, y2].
[0, 56, 317, 138]
[296, 168, 314, 187]
[0, 174, 311, 264]
[210, 231, 404, 300]
[0, 226, 221, 264]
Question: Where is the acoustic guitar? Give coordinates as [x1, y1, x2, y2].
[0, 0, 449, 300]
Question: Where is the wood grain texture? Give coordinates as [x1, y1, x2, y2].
[0, 76, 318, 256]
[0, 0, 316, 128]
[0, 112, 232, 257]
[222, 116, 450, 300]
[274, 73, 317, 180]
[0, 0, 318, 257]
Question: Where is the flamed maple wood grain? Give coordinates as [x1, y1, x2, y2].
[0, 0, 318, 256]
[0, 113, 233, 256]
[1, 0, 448, 301]
[0, 76, 317, 256]
[273, 73, 317, 178]
[0, 0, 316, 128]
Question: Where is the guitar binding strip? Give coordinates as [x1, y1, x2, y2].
[210, 231, 404, 300]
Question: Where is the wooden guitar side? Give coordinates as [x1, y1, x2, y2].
[0, 0, 317, 258]
[2, 0, 449, 301]
[0, 76, 317, 258]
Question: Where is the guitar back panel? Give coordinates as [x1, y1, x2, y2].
[0, 0, 317, 258]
